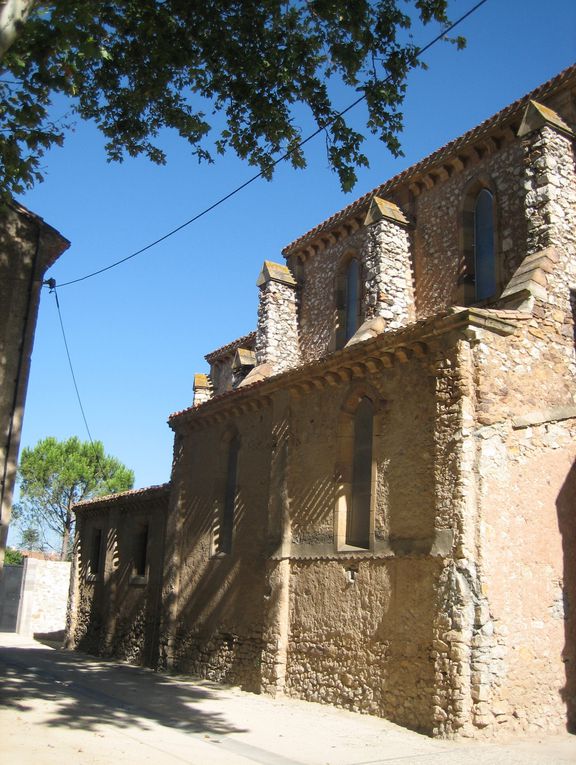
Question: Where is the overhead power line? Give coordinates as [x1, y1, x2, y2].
[49, 282, 96, 446]
[51, 0, 489, 290]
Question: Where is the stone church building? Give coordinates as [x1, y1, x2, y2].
[68, 66, 576, 738]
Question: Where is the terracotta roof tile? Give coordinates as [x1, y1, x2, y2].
[205, 331, 256, 364]
[74, 482, 170, 510]
[283, 64, 576, 255]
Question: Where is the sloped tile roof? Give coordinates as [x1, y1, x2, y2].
[283, 64, 576, 256]
[205, 331, 256, 364]
[74, 482, 170, 511]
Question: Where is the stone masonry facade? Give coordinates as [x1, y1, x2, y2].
[0, 203, 69, 571]
[68, 67, 576, 739]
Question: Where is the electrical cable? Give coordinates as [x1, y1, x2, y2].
[50, 284, 96, 447]
[42, 0, 489, 450]
[51, 0, 489, 290]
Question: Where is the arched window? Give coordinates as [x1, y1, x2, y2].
[474, 189, 496, 300]
[217, 434, 240, 554]
[336, 256, 362, 348]
[346, 397, 374, 548]
[345, 258, 361, 340]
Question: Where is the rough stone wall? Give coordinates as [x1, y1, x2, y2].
[414, 142, 527, 317]
[0, 205, 68, 569]
[162, 408, 273, 691]
[262, 352, 446, 732]
[16, 558, 71, 636]
[298, 228, 367, 363]
[285, 557, 441, 732]
[523, 126, 576, 258]
[69, 497, 167, 668]
[255, 279, 300, 373]
[522, 125, 576, 360]
[463, 125, 576, 734]
[476, 415, 574, 735]
[364, 216, 415, 328]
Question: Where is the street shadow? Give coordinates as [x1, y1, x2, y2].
[0, 642, 248, 736]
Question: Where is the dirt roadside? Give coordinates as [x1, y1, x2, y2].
[1, 632, 574, 765]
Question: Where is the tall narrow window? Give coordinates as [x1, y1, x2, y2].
[474, 189, 496, 300]
[346, 397, 373, 548]
[345, 258, 361, 341]
[218, 435, 240, 554]
[133, 523, 149, 578]
[88, 528, 103, 577]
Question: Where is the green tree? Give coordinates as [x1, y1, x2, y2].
[16, 436, 134, 560]
[4, 547, 23, 565]
[20, 525, 43, 551]
[0, 1, 462, 196]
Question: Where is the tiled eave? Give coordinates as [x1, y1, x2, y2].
[169, 307, 530, 432]
[205, 331, 256, 365]
[74, 482, 171, 513]
[283, 64, 576, 259]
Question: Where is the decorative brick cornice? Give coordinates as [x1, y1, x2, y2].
[169, 307, 530, 432]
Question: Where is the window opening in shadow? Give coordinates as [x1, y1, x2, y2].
[88, 528, 103, 577]
[133, 523, 149, 577]
[347, 397, 373, 548]
[218, 435, 240, 554]
[345, 257, 361, 341]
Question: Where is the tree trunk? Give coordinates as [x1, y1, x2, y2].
[0, 0, 36, 60]
[60, 524, 69, 561]
[61, 500, 72, 560]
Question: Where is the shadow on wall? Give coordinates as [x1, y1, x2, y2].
[74, 523, 164, 669]
[168, 545, 267, 693]
[0, 642, 247, 736]
[557, 457, 576, 733]
[160, 476, 268, 693]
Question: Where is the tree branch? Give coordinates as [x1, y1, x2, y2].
[0, 0, 36, 60]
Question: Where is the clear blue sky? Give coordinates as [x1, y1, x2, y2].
[9, 0, 576, 544]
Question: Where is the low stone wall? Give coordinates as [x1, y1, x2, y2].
[16, 558, 71, 636]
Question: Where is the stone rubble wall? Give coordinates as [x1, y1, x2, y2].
[284, 557, 441, 732]
[364, 217, 415, 328]
[297, 228, 367, 363]
[160, 407, 272, 688]
[475, 414, 574, 735]
[413, 142, 527, 317]
[14, 558, 71, 636]
[522, 126, 576, 370]
[69, 497, 167, 668]
[255, 278, 300, 373]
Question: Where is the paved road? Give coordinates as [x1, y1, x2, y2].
[0, 632, 574, 765]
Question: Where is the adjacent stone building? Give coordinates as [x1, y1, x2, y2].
[0, 202, 69, 570]
[69, 67, 576, 739]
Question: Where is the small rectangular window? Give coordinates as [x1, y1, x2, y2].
[88, 528, 103, 578]
[132, 524, 149, 578]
